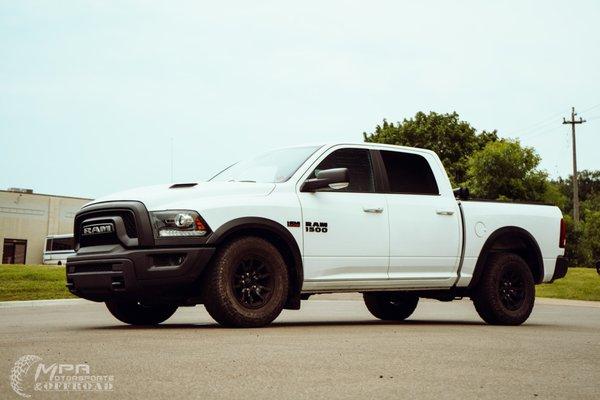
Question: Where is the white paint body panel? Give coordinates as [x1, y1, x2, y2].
[386, 193, 461, 286]
[456, 201, 564, 286]
[296, 144, 389, 283]
[299, 191, 389, 281]
[87, 142, 565, 293]
[384, 149, 461, 288]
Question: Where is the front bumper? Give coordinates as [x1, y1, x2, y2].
[551, 255, 569, 282]
[66, 245, 215, 302]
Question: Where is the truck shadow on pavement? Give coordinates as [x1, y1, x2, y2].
[81, 319, 555, 330]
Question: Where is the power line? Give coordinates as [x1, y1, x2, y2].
[519, 119, 564, 138]
[511, 103, 598, 139]
[579, 103, 600, 113]
[511, 108, 569, 136]
[520, 125, 563, 140]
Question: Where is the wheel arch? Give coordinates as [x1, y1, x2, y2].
[469, 226, 544, 288]
[206, 217, 303, 309]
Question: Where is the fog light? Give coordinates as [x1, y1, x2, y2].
[152, 254, 186, 267]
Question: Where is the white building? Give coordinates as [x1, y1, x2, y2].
[0, 189, 91, 264]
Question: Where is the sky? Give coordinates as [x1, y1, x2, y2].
[1, 0, 599, 199]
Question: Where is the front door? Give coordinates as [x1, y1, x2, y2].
[298, 147, 389, 284]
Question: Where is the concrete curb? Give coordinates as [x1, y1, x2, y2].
[0, 298, 86, 308]
[536, 297, 600, 308]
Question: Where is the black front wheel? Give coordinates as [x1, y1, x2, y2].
[363, 292, 419, 321]
[472, 253, 535, 325]
[105, 301, 178, 326]
[202, 237, 289, 328]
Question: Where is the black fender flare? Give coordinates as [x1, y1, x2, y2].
[469, 226, 544, 287]
[206, 217, 303, 309]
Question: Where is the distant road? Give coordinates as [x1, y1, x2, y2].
[1, 297, 599, 399]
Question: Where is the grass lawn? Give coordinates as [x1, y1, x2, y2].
[536, 267, 600, 301]
[0, 264, 76, 301]
[0, 264, 598, 302]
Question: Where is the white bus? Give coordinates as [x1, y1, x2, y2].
[43, 234, 75, 265]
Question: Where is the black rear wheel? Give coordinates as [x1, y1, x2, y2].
[105, 301, 178, 326]
[472, 253, 535, 325]
[363, 292, 419, 321]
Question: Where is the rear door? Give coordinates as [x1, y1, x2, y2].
[378, 149, 461, 284]
[298, 146, 389, 284]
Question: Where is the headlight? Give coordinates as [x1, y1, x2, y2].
[150, 210, 209, 238]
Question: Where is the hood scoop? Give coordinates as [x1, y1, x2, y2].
[169, 183, 198, 189]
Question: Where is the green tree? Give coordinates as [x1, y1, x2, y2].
[465, 140, 548, 201]
[552, 171, 600, 266]
[542, 180, 568, 209]
[582, 193, 600, 213]
[554, 170, 600, 216]
[583, 210, 600, 263]
[363, 111, 497, 185]
[563, 215, 588, 265]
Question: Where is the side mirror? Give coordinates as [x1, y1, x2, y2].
[301, 168, 350, 192]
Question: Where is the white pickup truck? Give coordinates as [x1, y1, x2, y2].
[66, 143, 567, 328]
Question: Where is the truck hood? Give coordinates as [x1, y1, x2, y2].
[88, 181, 276, 211]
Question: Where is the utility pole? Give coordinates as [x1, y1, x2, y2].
[563, 107, 586, 223]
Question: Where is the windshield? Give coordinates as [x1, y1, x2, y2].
[210, 146, 321, 183]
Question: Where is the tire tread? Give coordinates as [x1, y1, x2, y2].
[472, 253, 535, 326]
[202, 237, 288, 328]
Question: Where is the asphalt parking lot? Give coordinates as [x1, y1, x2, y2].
[1, 296, 599, 400]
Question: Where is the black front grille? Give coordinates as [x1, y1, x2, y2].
[122, 213, 137, 238]
[75, 208, 139, 248]
[79, 231, 119, 248]
[73, 201, 155, 249]
[78, 210, 137, 238]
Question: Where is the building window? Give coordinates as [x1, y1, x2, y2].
[2, 239, 27, 264]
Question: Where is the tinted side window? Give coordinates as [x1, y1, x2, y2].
[380, 150, 439, 195]
[311, 148, 375, 193]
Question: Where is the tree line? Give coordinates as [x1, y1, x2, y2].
[363, 111, 599, 267]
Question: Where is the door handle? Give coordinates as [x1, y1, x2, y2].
[436, 210, 455, 216]
[363, 207, 384, 214]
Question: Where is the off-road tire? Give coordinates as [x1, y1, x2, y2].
[472, 253, 535, 325]
[202, 236, 289, 328]
[105, 301, 178, 325]
[363, 292, 419, 321]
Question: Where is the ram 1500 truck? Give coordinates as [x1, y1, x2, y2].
[66, 143, 568, 327]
